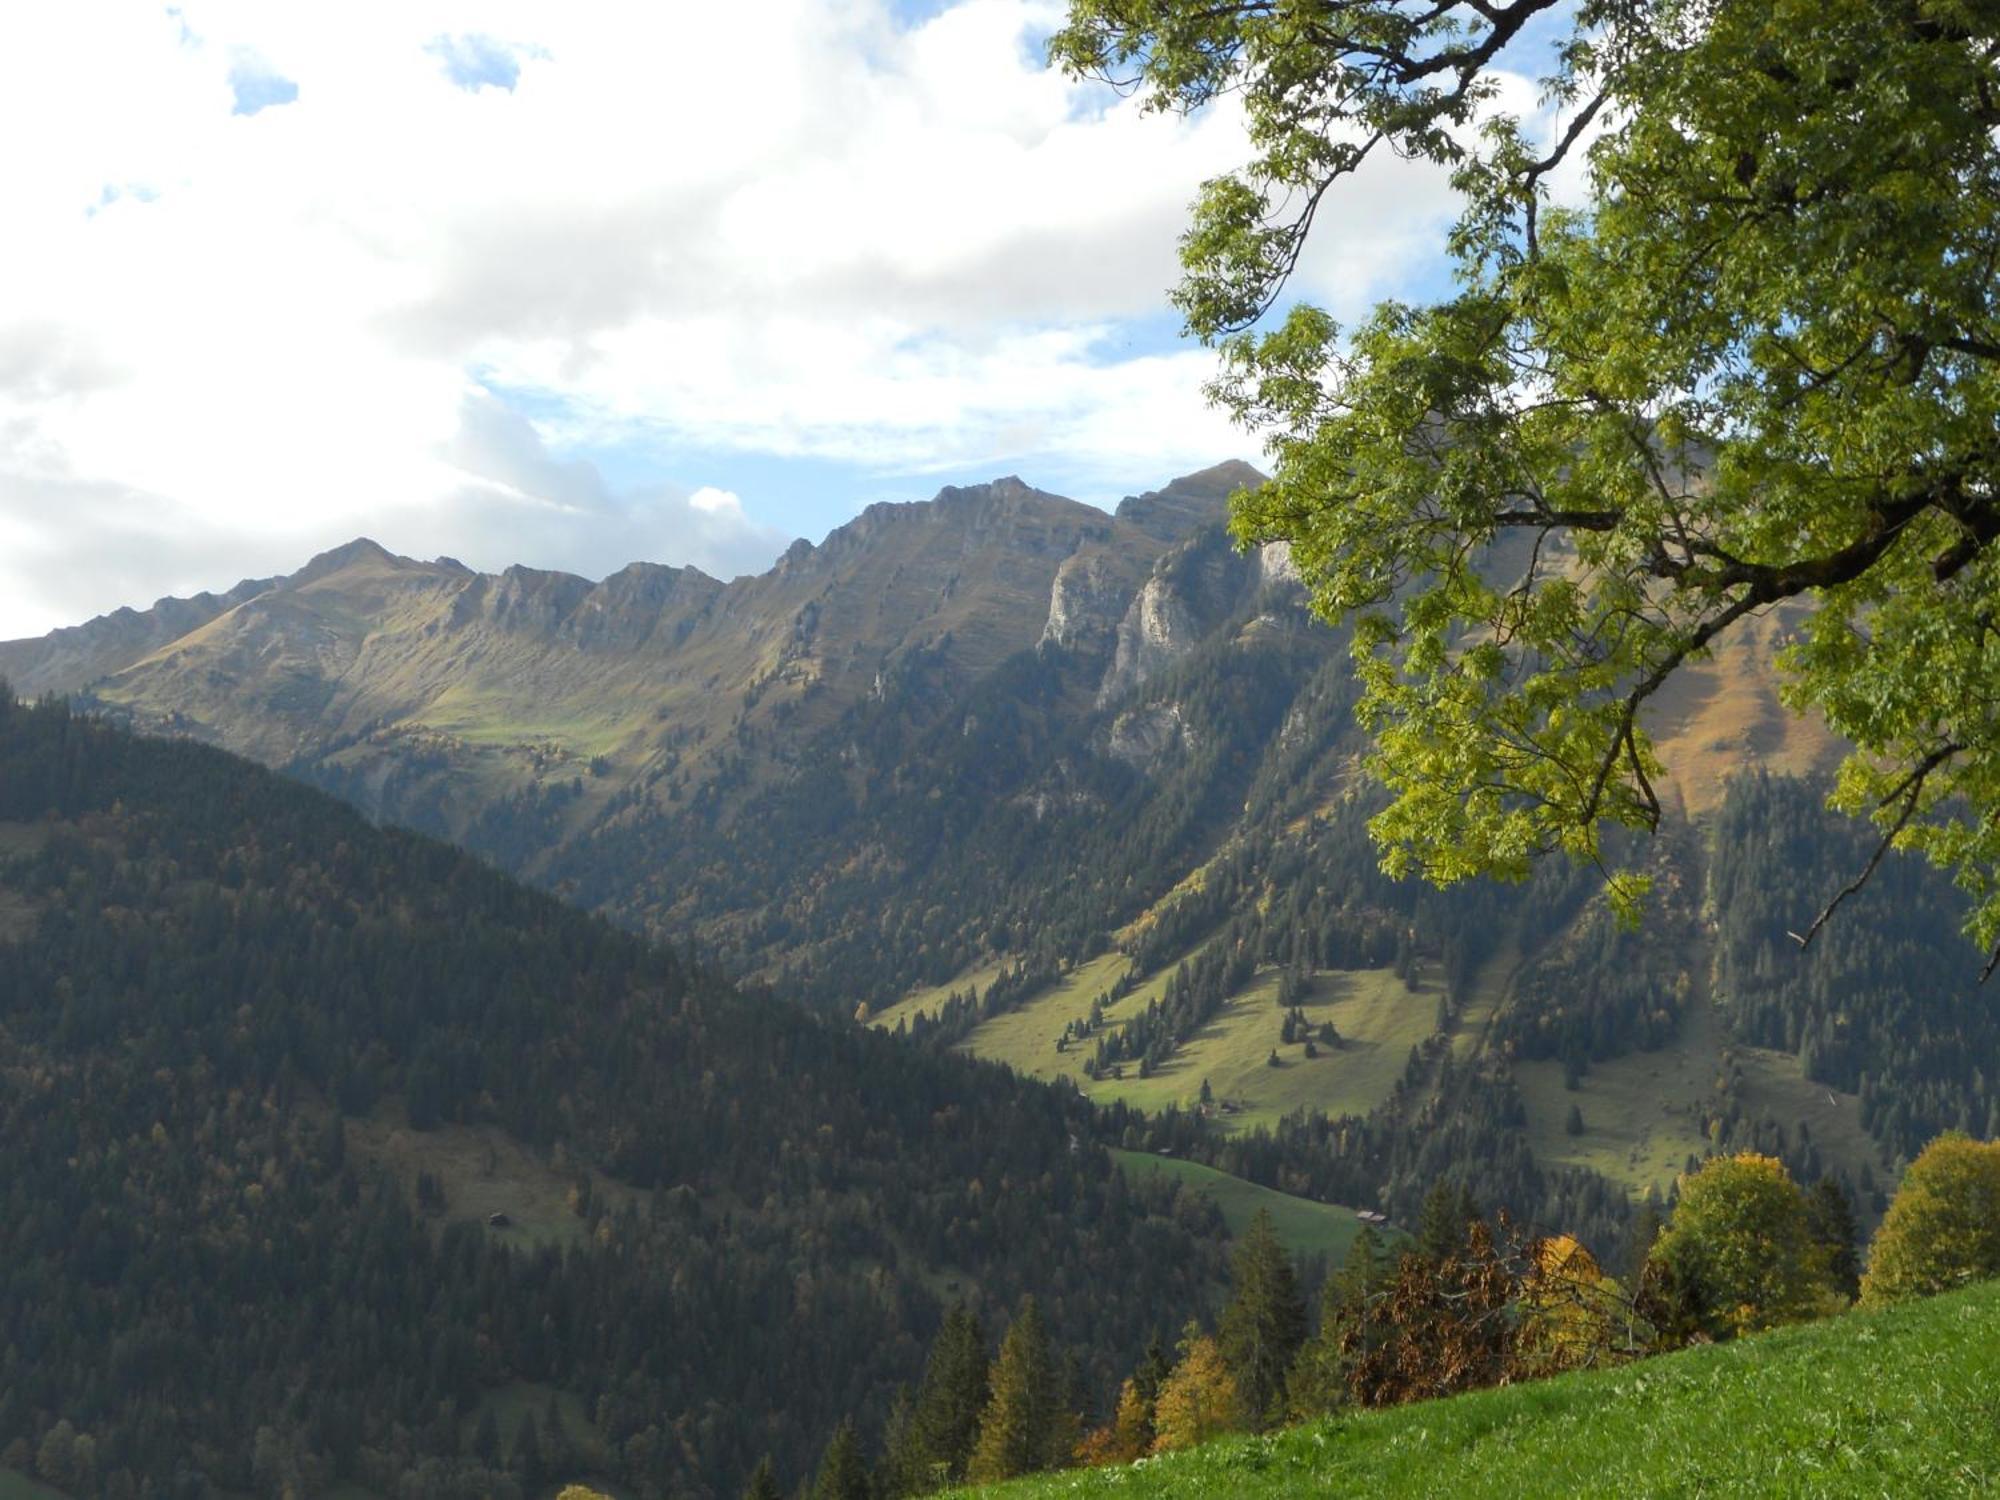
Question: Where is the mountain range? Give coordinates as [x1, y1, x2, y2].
[6, 460, 1999, 1495]
[0, 462, 1834, 1000]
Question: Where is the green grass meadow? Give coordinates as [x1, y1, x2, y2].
[1111, 1149, 1373, 1262]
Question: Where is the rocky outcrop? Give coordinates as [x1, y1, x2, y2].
[1040, 551, 1133, 652]
[1105, 702, 1195, 772]
[1097, 528, 1259, 704]
[1258, 540, 1301, 591]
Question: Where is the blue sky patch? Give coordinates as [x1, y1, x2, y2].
[228, 61, 297, 116]
[427, 34, 525, 93]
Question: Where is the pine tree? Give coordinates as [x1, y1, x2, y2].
[1132, 1335, 1172, 1408]
[884, 1315, 979, 1495]
[509, 1411, 545, 1493]
[741, 1455, 782, 1500]
[1216, 1208, 1306, 1430]
[1287, 1224, 1386, 1418]
[470, 1407, 501, 1466]
[1621, 1197, 1664, 1285]
[813, 1419, 871, 1500]
[966, 1298, 1073, 1483]
[1416, 1181, 1479, 1262]
[903, 1304, 989, 1488]
[1804, 1177, 1861, 1301]
[875, 1389, 917, 1500]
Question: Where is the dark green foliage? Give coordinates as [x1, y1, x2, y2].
[1806, 1178, 1862, 1302]
[1417, 1183, 1481, 1263]
[1289, 1225, 1393, 1419]
[967, 1299, 1073, 1483]
[880, 1305, 990, 1495]
[1711, 774, 2000, 1165]
[741, 1456, 783, 1500]
[1216, 1210, 1307, 1430]
[813, 1421, 871, 1500]
[0, 697, 1225, 1498]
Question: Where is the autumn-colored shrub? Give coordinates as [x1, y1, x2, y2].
[1862, 1133, 2000, 1305]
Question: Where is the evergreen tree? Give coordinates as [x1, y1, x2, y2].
[741, 1455, 782, 1500]
[886, 1304, 989, 1492]
[1620, 1197, 1665, 1285]
[509, 1411, 545, 1493]
[1132, 1335, 1172, 1408]
[1216, 1208, 1307, 1430]
[1287, 1225, 1387, 1418]
[966, 1298, 1073, 1483]
[1416, 1181, 1479, 1262]
[470, 1407, 501, 1466]
[813, 1420, 871, 1500]
[1804, 1177, 1862, 1301]
[875, 1389, 917, 1500]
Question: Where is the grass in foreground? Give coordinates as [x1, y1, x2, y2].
[1112, 1150, 1370, 1261]
[954, 1279, 2000, 1499]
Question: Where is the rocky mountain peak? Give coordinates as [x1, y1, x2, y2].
[1113, 460, 1265, 544]
[288, 537, 401, 588]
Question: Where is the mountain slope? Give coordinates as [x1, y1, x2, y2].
[956, 1278, 2000, 1499]
[0, 461, 1900, 1259]
[0, 693, 1228, 1498]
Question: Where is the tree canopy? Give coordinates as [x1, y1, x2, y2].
[1646, 1153, 1838, 1338]
[1051, 0, 2000, 954]
[1862, 1132, 2000, 1304]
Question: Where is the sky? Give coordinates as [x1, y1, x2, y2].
[0, 0, 1569, 640]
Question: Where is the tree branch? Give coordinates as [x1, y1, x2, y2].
[1789, 742, 1962, 949]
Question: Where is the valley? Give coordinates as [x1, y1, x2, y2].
[0, 463, 1978, 1499]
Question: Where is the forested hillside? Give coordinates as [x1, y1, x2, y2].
[0, 692, 1233, 1499]
[3, 461, 1984, 1327]
[0, 464, 1825, 1019]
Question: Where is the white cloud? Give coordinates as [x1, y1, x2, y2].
[0, 0, 1495, 639]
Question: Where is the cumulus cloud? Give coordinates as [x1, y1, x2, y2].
[0, 0, 1537, 639]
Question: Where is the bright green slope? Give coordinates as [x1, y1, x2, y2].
[1112, 1149, 1371, 1261]
[954, 1280, 2000, 1499]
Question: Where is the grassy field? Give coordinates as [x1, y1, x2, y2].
[1515, 998, 1725, 1198]
[955, 1279, 2000, 1499]
[1112, 1150, 1373, 1261]
[964, 951, 1162, 1084]
[0, 1470, 68, 1500]
[946, 957, 1443, 1134]
[1090, 966, 1439, 1133]
[870, 958, 1018, 1033]
[1517, 997, 1891, 1202]
[347, 1107, 641, 1252]
[0, 821, 49, 858]
[461, 1381, 608, 1467]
